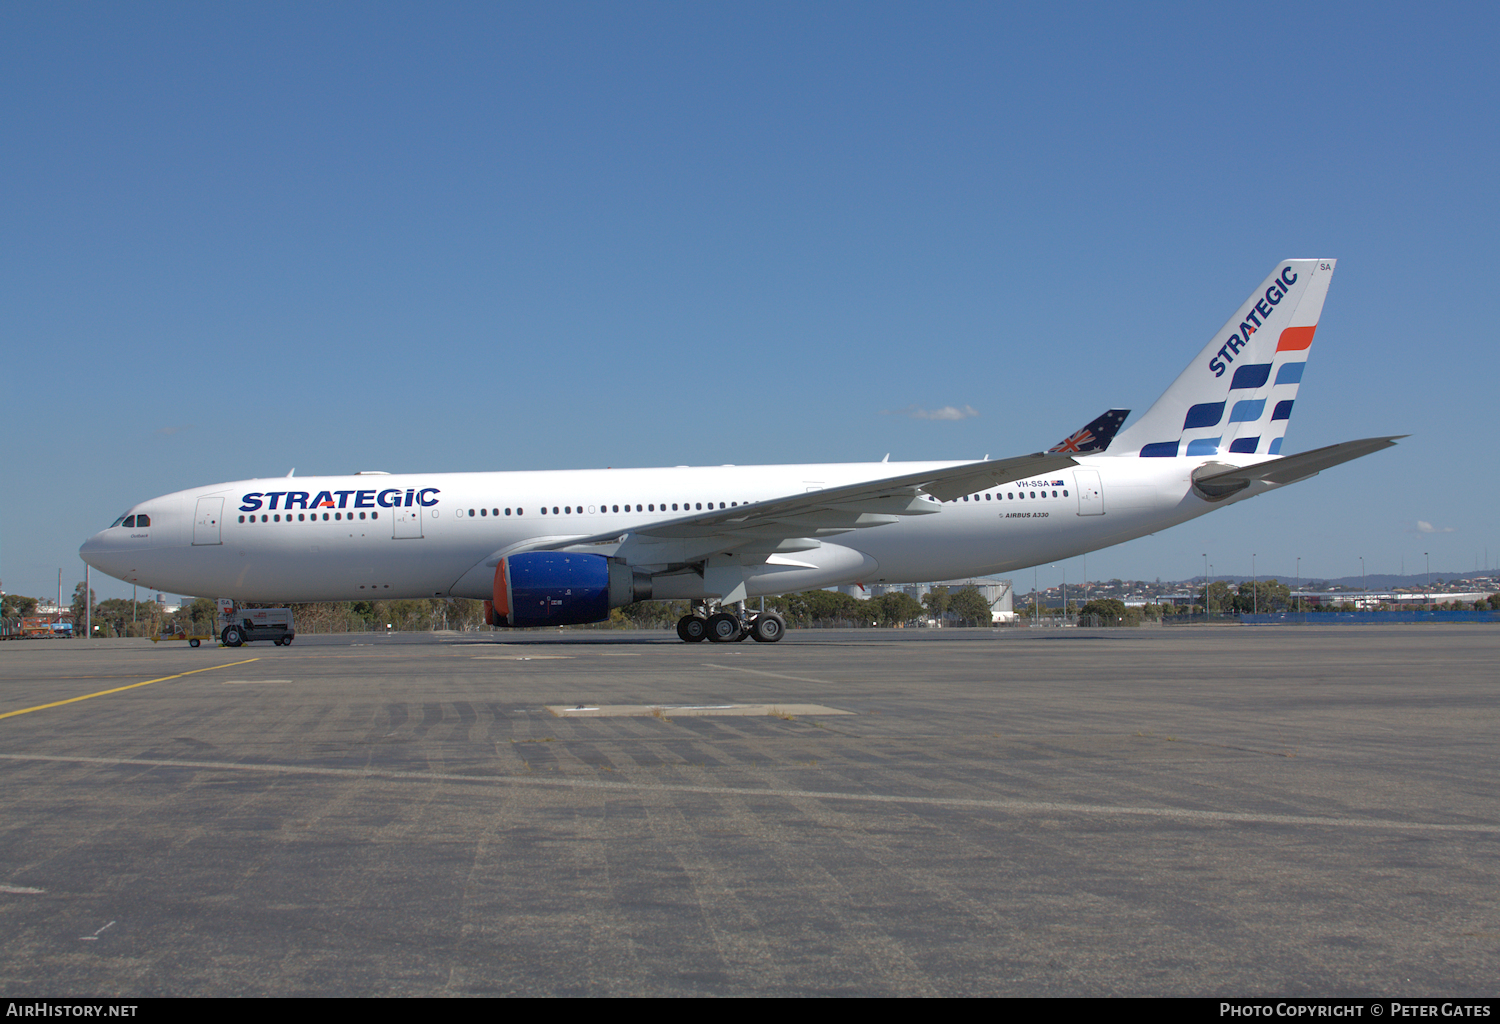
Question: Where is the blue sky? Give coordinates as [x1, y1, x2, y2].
[4, 2, 1497, 602]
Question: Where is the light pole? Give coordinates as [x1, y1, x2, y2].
[1360, 556, 1366, 608]
[1426, 551, 1431, 603]
[1252, 553, 1257, 615]
[1202, 553, 1208, 615]
[1296, 556, 1301, 613]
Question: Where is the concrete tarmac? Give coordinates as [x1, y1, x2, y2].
[0, 625, 1496, 996]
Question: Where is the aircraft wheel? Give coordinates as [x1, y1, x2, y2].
[189, 638, 201, 648]
[750, 612, 786, 643]
[676, 615, 708, 643]
[706, 612, 742, 643]
[222, 626, 243, 647]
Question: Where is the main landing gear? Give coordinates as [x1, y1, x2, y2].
[676, 602, 785, 644]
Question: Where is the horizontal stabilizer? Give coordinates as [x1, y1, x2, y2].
[1193, 436, 1404, 497]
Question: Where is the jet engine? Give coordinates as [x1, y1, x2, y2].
[483, 552, 650, 628]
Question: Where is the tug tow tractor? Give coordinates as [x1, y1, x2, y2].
[216, 599, 295, 647]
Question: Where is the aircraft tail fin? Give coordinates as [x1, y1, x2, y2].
[1111, 260, 1335, 458]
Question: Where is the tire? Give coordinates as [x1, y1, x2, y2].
[222, 626, 243, 647]
[707, 612, 742, 643]
[676, 615, 708, 643]
[750, 612, 786, 643]
[189, 638, 200, 648]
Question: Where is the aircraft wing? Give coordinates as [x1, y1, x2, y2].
[500, 449, 1081, 566]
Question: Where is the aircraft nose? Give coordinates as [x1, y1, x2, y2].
[79, 530, 128, 578]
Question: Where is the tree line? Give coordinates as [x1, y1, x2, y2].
[21, 576, 1495, 638]
[25, 582, 1000, 636]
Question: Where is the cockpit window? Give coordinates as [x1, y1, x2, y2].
[122, 515, 136, 527]
[111, 515, 128, 528]
[135, 514, 150, 527]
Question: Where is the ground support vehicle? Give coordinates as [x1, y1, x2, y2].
[151, 630, 220, 648]
[217, 604, 295, 647]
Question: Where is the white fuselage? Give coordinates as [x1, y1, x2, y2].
[79, 454, 1265, 603]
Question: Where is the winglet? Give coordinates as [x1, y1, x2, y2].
[1049, 409, 1130, 454]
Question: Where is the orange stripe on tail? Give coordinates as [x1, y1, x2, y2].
[1277, 325, 1316, 352]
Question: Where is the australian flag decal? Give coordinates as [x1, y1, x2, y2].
[1048, 409, 1130, 454]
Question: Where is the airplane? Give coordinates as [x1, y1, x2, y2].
[80, 258, 1399, 645]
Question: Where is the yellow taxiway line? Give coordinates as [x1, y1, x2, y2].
[0, 658, 261, 721]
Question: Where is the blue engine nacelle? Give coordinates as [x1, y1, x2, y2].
[484, 552, 650, 628]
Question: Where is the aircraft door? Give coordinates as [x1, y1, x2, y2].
[193, 497, 224, 545]
[1074, 470, 1104, 516]
[393, 507, 424, 539]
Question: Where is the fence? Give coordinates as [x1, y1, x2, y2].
[1240, 610, 1500, 625]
